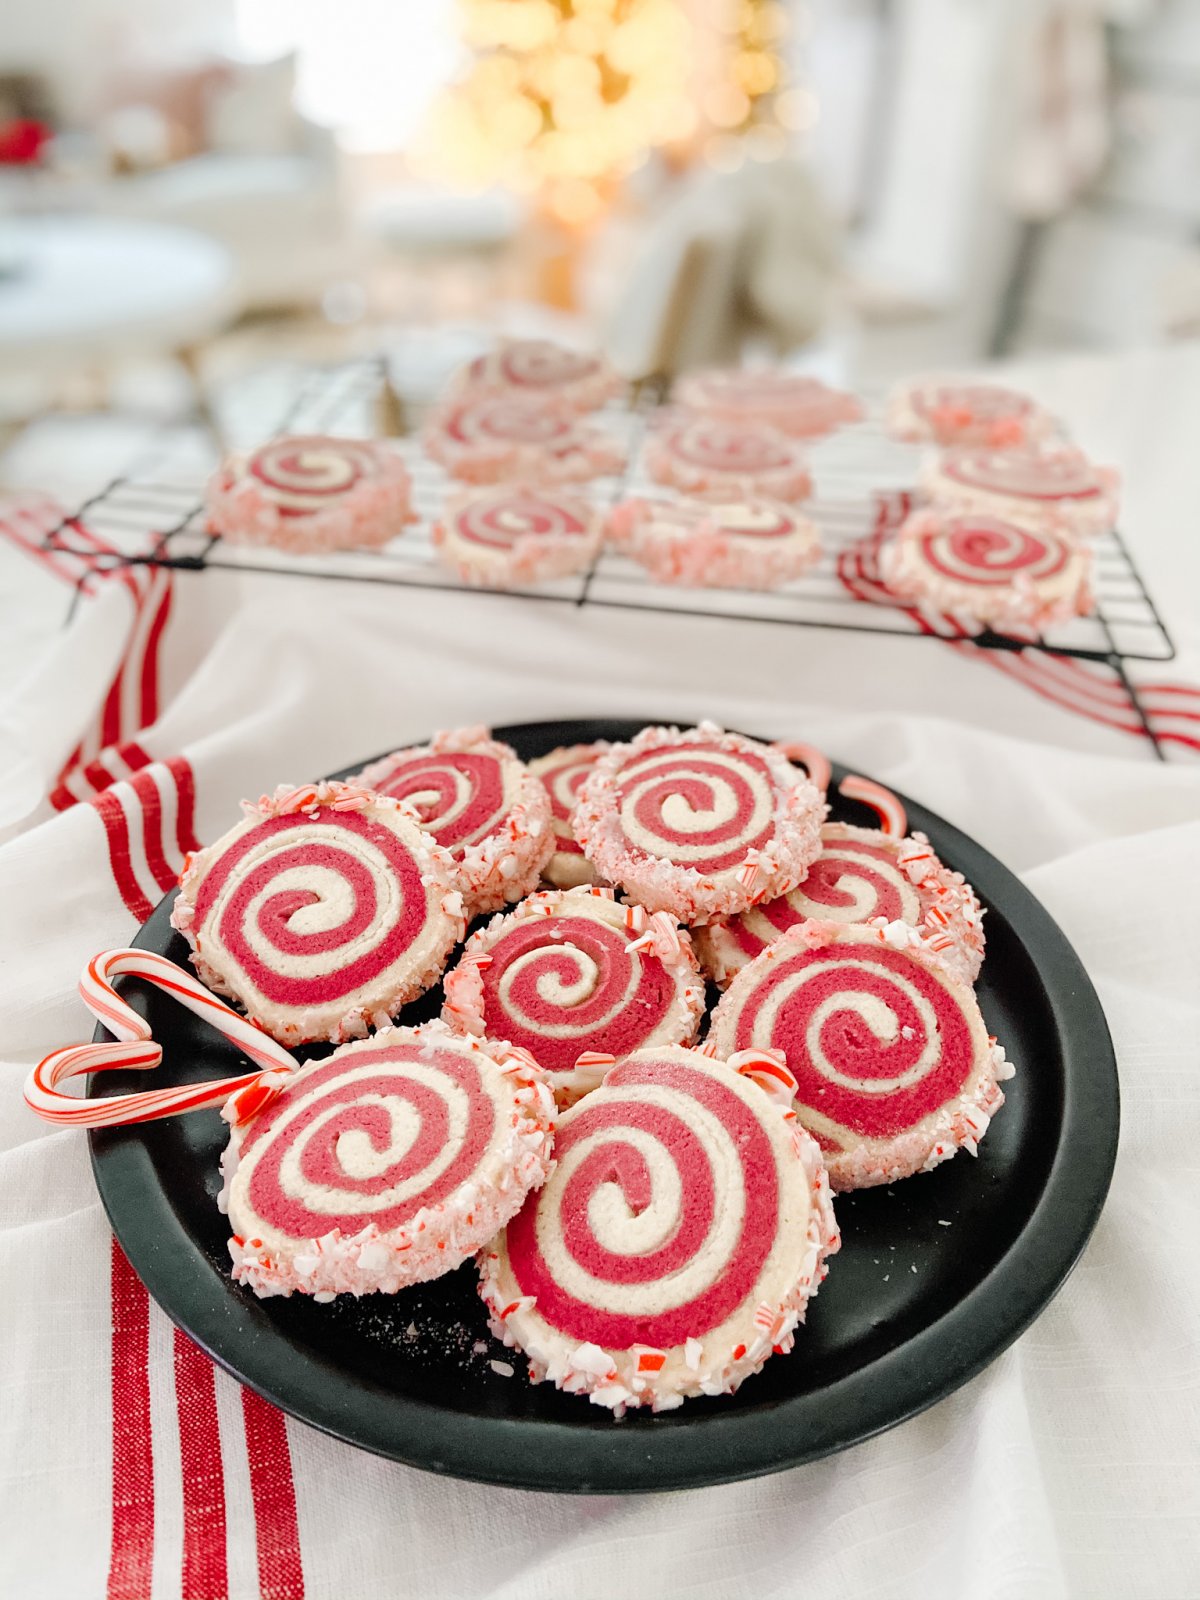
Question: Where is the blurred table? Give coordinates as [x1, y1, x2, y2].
[0, 216, 237, 421]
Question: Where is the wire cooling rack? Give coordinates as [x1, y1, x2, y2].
[38, 352, 1177, 727]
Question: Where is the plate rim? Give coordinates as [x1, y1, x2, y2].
[89, 717, 1120, 1492]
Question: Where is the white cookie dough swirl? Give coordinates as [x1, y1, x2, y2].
[480, 1046, 839, 1412]
[225, 1023, 556, 1299]
[573, 722, 825, 924]
[171, 783, 465, 1047]
[710, 923, 1012, 1190]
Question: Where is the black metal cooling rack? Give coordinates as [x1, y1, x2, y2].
[36, 354, 1178, 753]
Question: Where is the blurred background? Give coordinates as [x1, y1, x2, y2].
[3, 0, 1200, 445]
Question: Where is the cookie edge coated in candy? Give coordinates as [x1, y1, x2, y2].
[709, 919, 1013, 1191]
[572, 721, 826, 925]
[170, 781, 467, 1047]
[353, 725, 555, 917]
[223, 1020, 556, 1299]
[477, 1044, 840, 1413]
[441, 885, 706, 1103]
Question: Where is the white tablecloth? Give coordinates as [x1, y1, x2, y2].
[1, 345, 1198, 1599]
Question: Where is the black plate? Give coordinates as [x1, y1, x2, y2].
[89, 718, 1119, 1492]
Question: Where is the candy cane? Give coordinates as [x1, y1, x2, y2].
[838, 775, 907, 837]
[24, 948, 299, 1129]
[772, 741, 831, 795]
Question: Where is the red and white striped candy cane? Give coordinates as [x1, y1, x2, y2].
[24, 948, 299, 1129]
[772, 741, 832, 795]
[838, 775, 907, 837]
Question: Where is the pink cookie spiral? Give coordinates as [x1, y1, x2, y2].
[506, 1055, 797, 1346]
[357, 735, 513, 851]
[225, 1025, 556, 1298]
[424, 394, 623, 484]
[171, 785, 464, 1045]
[353, 728, 553, 916]
[247, 436, 376, 511]
[460, 340, 622, 411]
[442, 888, 704, 1101]
[206, 435, 413, 553]
[529, 742, 606, 878]
[891, 381, 1050, 447]
[608, 495, 820, 589]
[908, 515, 1070, 584]
[434, 486, 602, 589]
[646, 417, 812, 501]
[710, 924, 1009, 1188]
[696, 825, 985, 988]
[941, 446, 1104, 502]
[574, 724, 825, 924]
[451, 487, 592, 552]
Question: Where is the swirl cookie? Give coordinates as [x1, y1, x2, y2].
[888, 380, 1053, 448]
[423, 394, 624, 485]
[206, 435, 413, 553]
[881, 507, 1093, 630]
[528, 742, 607, 888]
[479, 1046, 839, 1413]
[454, 339, 623, 413]
[643, 417, 813, 502]
[673, 369, 863, 438]
[710, 922, 1014, 1190]
[224, 1022, 556, 1299]
[695, 823, 985, 988]
[170, 783, 466, 1047]
[353, 727, 553, 917]
[608, 494, 820, 589]
[433, 485, 602, 589]
[442, 887, 705, 1104]
[574, 723, 825, 925]
[922, 445, 1120, 538]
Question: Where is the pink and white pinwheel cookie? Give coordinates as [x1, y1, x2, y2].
[224, 1022, 556, 1300]
[352, 727, 554, 917]
[442, 886, 704, 1104]
[922, 444, 1120, 538]
[170, 783, 466, 1047]
[608, 494, 820, 589]
[528, 741, 608, 888]
[206, 435, 414, 553]
[573, 722, 826, 925]
[479, 1045, 839, 1413]
[643, 416, 813, 502]
[881, 506, 1093, 630]
[695, 823, 985, 988]
[452, 338, 624, 413]
[888, 380, 1054, 449]
[423, 393, 624, 486]
[710, 922, 1014, 1191]
[433, 484, 602, 589]
[673, 368, 863, 438]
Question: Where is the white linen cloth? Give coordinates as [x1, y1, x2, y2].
[2, 343, 1199, 1599]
